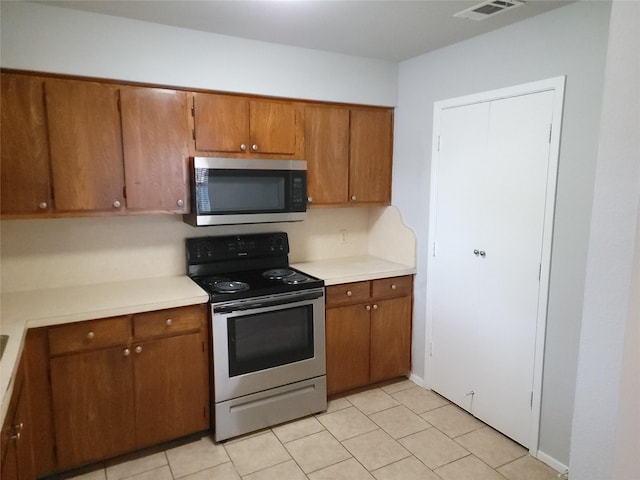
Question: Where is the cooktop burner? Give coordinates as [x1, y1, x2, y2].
[262, 268, 295, 280]
[214, 281, 250, 293]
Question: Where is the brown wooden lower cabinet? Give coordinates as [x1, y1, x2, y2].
[133, 332, 208, 448]
[27, 303, 210, 474]
[1, 355, 36, 480]
[325, 276, 413, 396]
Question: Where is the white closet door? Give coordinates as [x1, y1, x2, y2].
[430, 90, 554, 446]
[430, 102, 489, 410]
[473, 91, 554, 446]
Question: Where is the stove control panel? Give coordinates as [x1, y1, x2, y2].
[186, 232, 289, 264]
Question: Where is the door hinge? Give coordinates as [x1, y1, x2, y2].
[50, 185, 55, 201]
[437, 135, 441, 152]
[192, 128, 196, 140]
[123, 185, 127, 199]
[548, 124, 552, 143]
[432, 242, 437, 257]
[429, 342, 433, 357]
[191, 104, 195, 117]
[117, 96, 121, 112]
[530, 391, 534, 408]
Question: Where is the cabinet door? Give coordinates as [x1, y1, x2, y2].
[304, 105, 349, 205]
[1, 74, 51, 215]
[249, 100, 299, 155]
[370, 296, 412, 383]
[349, 109, 393, 204]
[50, 347, 135, 469]
[325, 305, 370, 395]
[193, 93, 248, 153]
[121, 87, 190, 212]
[133, 333, 209, 448]
[45, 79, 125, 212]
[1, 368, 35, 480]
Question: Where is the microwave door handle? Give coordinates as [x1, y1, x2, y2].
[214, 290, 323, 313]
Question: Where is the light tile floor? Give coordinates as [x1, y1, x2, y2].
[69, 379, 560, 480]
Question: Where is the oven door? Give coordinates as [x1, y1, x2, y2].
[212, 288, 325, 402]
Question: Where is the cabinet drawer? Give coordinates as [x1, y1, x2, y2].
[133, 305, 204, 339]
[48, 316, 131, 356]
[371, 276, 412, 299]
[326, 281, 370, 307]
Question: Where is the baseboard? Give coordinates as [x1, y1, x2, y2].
[536, 449, 569, 476]
[408, 372, 425, 388]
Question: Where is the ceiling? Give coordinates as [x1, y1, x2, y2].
[33, 0, 573, 62]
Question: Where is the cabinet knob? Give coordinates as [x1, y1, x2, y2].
[366, 305, 371, 311]
[346, 290, 353, 297]
[351, 195, 357, 201]
[473, 249, 480, 256]
[87, 331, 95, 339]
[166, 318, 173, 326]
[373, 304, 378, 310]
[240, 144, 247, 151]
[176, 199, 184, 207]
[307, 197, 313, 203]
[39, 202, 48, 210]
[479, 250, 486, 257]
[113, 200, 121, 208]
[123, 348, 131, 357]
[251, 144, 258, 151]
[134, 345, 142, 354]
[391, 284, 397, 290]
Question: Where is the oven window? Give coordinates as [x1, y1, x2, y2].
[197, 169, 287, 214]
[227, 305, 314, 377]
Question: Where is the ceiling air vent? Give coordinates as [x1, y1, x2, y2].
[454, 0, 524, 21]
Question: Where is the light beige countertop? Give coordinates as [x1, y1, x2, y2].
[292, 255, 416, 286]
[0, 275, 208, 423]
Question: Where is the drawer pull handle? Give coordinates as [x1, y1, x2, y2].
[346, 291, 353, 297]
[11, 432, 21, 441]
[391, 284, 397, 290]
[166, 318, 173, 326]
[135, 345, 142, 354]
[87, 331, 95, 339]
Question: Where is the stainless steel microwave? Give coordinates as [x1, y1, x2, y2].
[183, 157, 307, 226]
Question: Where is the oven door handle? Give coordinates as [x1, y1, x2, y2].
[214, 290, 324, 313]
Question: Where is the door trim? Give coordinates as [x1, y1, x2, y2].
[424, 76, 566, 456]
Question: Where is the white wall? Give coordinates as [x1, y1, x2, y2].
[394, 1, 611, 468]
[569, 1, 640, 478]
[0, 1, 397, 106]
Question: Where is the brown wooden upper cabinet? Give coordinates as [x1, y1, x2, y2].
[1, 72, 192, 217]
[305, 104, 393, 206]
[120, 86, 190, 213]
[192, 93, 304, 158]
[45, 79, 126, 213]
[1, 74, 52, 215]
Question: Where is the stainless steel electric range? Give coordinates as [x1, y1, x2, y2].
[185, 232, 327, 442]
